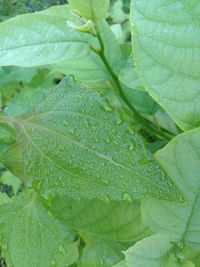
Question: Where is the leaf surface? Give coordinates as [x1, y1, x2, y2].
[0, 192, 65, 267]
[0, 13, 91, 67]
[143, 128, 200, 249]
[48, 196, 149, 242]
[78, 235, 126, 267]
[124, 234, 175, 267]
[68, 0, 110, 21]
[131, 0, 200, 130]
[12, 78, 180, 201]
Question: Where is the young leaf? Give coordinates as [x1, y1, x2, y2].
[68, 0, 110, 21]
[47, 196, 149, 242]
[124, 234, 176, 267]
[0, 13, 92, 67]
[12, 78, 180, 201]
[0, 191, 66, 267]
[143, 128, 200, 250]
[54, 18, 121, 86]
[131, 0, 200, 130]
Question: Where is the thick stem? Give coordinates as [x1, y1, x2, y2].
[94, 26, 172, 141]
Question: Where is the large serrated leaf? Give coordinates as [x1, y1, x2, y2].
[131, 0, 200, 130]
[143, 128, 200, 250]
[11, 78, 180, 201]
[0, 191, 66, 267]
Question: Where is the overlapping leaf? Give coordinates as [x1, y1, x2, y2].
[12, 78, 180, 201]
[0, 192, 66, 267]
[68, 0, 110, 21]
[48, 196, 149, 242]
[124, 234, 176, 267]
[0, 13, 92, 67]
[131, 0, 200, 130]
[143, 128, 200, 249]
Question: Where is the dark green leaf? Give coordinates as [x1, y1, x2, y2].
[12, 78, 180, 201]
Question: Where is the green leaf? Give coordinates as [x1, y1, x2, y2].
[53, 241, 79, 267]
[54, 19, 120, 87]
[78, 234, 126, 267]
[113, 260, 128, 267]
[131, 0, 200, 130]
[47, 196, 149, 242]
[97, 20, 121, 71]
[4, 84, 51, 117]
[0, 170, 21, 195]
[0, 143, 25, 179]
[0, 122, 16, 145]
[181, 246, 200, 266]
[0, 191, 66, 267]
[122, 86, 158, 116]
[143, 128, 200, 250]
[110, 0, 129, 23]
[0, 13, 93, 67]
[12, 78, 180, 201]
[68, 0, 110, 21]
[118, 67, 145, 91]
[124, 234, 175, 267]
[0, 67, 37, 84]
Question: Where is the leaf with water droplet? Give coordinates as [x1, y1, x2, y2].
[0, 191, 69, 267]
[12, 78, 180, 201]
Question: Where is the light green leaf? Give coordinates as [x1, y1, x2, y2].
[4, 85, 51, 117]
[0, 13, 93, 67]
[39, 4, 71, 19]
[110, 0, 129, 23]
[68, 0, 110, 21]
[0, 170, 21, 195]
[0, 67, 37, 84]
[143, 128, 200, 250]
[47, 196, 149, 242]
[0, 191, 66, 267]
[78, 234, 126, 267]
[53, 50, 109, 85]
[131, 0, 200, 130]
[124, 234, 175, 267]
[97, 20, 121, 71]
[149, 107, 180, 136]
[54, 19, 120, 86]
[12, 78, 180, 201]
[118, 67, 145, 91]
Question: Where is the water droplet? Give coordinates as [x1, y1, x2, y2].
[59, 245, 66, 254]
[122, 192, 132, 202]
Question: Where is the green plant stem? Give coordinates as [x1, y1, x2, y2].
[93, 26, 172, 141]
